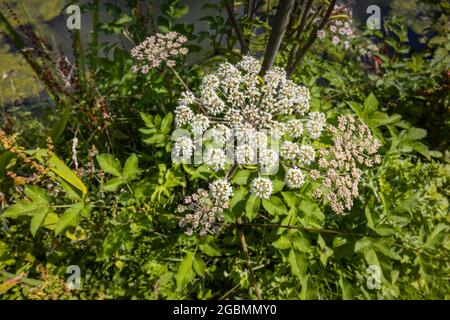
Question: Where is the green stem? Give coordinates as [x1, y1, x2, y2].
[236, 217, 262, 299]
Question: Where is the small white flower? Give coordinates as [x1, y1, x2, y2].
[174, 105, 194, 127]
[236, 144, 257, 164]
[306, 112, 326, 139]
[281, 141, 300, 160]
[179, 91, 196, 105]
[201, 88, 225, 115]
[209, 179, 233, 202]
[332, 36, 340, 45]
[250, 177, 273, 199]
[286, 119, 304, 138]
[191, 114, 210, 134]
[298, 145, 316, 165]
[204, 147, 226, 171]
[317, 30, 326, 39]
[285, 168, 305, 189]
[259, 148, 279, 167]
[237, 55, 261, 74]
[173, 136, 194, 159]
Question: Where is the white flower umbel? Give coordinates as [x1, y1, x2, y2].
[259, 148, 278, 167]
[306, 112, 326, 139]
[250, 177, 273, 199]
[191, 114, 210, 134]
[286, 119, 304, 138]
[237, 55, 261, 74]
[285, 168, 305, 189]
[173, 136, 194, 160]
[209, 179, 233, 202]
[298, 145, 316, 165]
[131, 31, 188, 73]
[236, 144, 257, 164]
[179, 91, 196, 105]
[174, 105, 194, 127]
[204, 147, 226, 171]
[281, 141, 300, 160]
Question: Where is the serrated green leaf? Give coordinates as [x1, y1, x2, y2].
[55, 203, 83, 235]
[123, 154, 140, 181]
[262, 195, 287, 215]
[30, 207, 49, 237]
[199, 241, 221, 257]
[245, 195, 260, 221]
[3, 201, 47, 219]
[176, 252, 196, 290]
[272, 236, 291, 250]
[160, 112, 173, 134]
[193, 256, 206, 277]
[24, 186, 50, 204]
[103, 177, 126, 192]
[96, 154, 122, 176]
[288, 249, 307, 282]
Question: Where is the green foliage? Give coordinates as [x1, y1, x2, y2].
[0, 0, 448, 301]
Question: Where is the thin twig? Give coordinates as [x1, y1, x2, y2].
[287, 0, 337, 77]
[233, 222, 367, 237]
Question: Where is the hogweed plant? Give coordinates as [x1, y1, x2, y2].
[139, 53, 382, 235]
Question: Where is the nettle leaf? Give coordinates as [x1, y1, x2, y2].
[176, 252, 196, 290]
[55, 203, 83, 235]
[96, 154, 122, 176]
[297, 198, 325, 228]
[373, 239, 401, 260]
[262, 195, 287, 215]
[354, 237, 373, 253]
[281, 191, 301, 209]
[299, 274, 317, 300]
[339, 275, 354, 300]
[123, 154, 140, 181]
[49, 155, 87, 194]
[245, 195, 260, 221]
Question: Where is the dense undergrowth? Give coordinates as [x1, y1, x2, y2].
[0, 0, 449, 299]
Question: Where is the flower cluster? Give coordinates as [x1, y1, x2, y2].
[310, 115, 381, 214]
[131, 32, 188, 73]
[178, 180, 232, 236]
[250, 177, 273, 199]
[172, 56, 381, 225]
[317, 4, 355, 49]
[175, 56, 311, 134]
